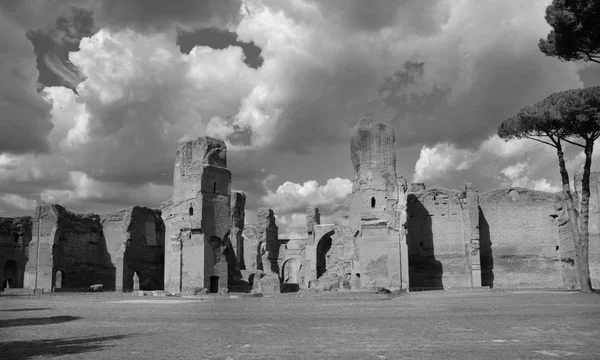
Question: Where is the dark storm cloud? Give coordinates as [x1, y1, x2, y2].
[177, 27, 263, 69]
[90, 0, 242, 32]
[0, 12, 53, 155]
[306, 0, 448, 34]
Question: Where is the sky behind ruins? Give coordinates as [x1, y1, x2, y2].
[1, 0, 600, 238]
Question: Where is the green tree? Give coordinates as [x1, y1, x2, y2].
[499, 87, 600, 292]
[539, 0, 600, 64]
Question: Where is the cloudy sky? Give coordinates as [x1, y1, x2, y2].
[1, 0, 600, 238]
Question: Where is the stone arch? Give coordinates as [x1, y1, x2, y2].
[508, 189, 520, 201]
[281, 258, 301, 284]
[209, 276, 219, 293]
[316, 230, 334, 279]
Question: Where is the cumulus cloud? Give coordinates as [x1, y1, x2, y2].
[59, 28, 256, 185]
[200, 0, 587, 155]
[2, 0, 599, 226]
[261, 178, 352, 214]
[411, 135, 597, 193]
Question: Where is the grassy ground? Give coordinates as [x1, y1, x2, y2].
[0, 290, 599, 359]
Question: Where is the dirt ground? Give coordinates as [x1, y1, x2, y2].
[0, 290, 599, 359]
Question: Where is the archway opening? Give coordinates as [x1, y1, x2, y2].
[189, 206, 194, 216]
[371, 197, 376, 208]
[282, 259, 300, 284]
[3, 260, 19, 289]
[281, 258, 301, 293]
[209, 276, 219, 293]
[316, 232, 333, 279]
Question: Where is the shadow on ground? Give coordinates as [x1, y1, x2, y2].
[0, 316, 80, 328]
[0, 308, 51, 312]
[0, 335, 130, 359]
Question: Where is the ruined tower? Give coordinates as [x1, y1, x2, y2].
[349, 118, 407, 289]
[162, 137, 232, 293]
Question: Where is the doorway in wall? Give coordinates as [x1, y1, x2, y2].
[3, 260, 18, 289]
[316, 231, 334, 279]
[209, 276, 219, 293]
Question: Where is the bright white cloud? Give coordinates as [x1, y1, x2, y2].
[414, 143, 475, 182]
[411, 135, 597, 192]
[1, 0, 599, 221]
[56, 28, 256, 185]
[262, 178, 352, 214]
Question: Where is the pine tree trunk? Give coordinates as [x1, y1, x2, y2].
[556, 144, 583, 288]
[578, 140, 594, 292]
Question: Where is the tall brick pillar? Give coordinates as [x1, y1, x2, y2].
[466, 183, 481, 287]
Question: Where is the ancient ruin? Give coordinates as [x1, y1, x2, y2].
[0, 205, 165, 292]
[2, 118, 599, 294]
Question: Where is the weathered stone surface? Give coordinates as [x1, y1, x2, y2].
[19, 204, 163, 292]
[479, 188, 570, 289]
[306, 206, 320, 234]
[242, 225, 261, 271]
[406, 187, 469, 289]
[316, 275, 343, 292]
[100, 206, 164, 291]
[24, 205, 115, 291]
[255, 208, 279, 276]
[163, 137, 232, 294]
[350, 117, 396, 194]
[0, 216, 32, 289]
[230, 191, 246, 267]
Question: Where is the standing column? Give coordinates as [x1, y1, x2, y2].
[304, 206, 320, 285]
[466, 183, 481, 287]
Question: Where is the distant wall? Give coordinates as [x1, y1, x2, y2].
[100, 207, 164, 291]
[25, 205, 115, 291]
[406, 189, 470, 289]
[0, 217, 32, 289]
[22, 204, 165, 292]
[479, 188, 568, 288]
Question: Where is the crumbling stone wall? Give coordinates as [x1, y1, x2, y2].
[230, 191, 246, 267]
[479, 188, 569, 288]
[25, 205, 115, 291]
[100, 207, 165, 291]
[0, 217, 32, 289]
[302, 118, 406, 291]
[406, 187, 470, 289]
[162, 137, 232, 293]
[240, 208, 280, 293]
[280, 238, 307, 291]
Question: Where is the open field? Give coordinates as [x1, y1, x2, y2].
[0, 290, 599, 359]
